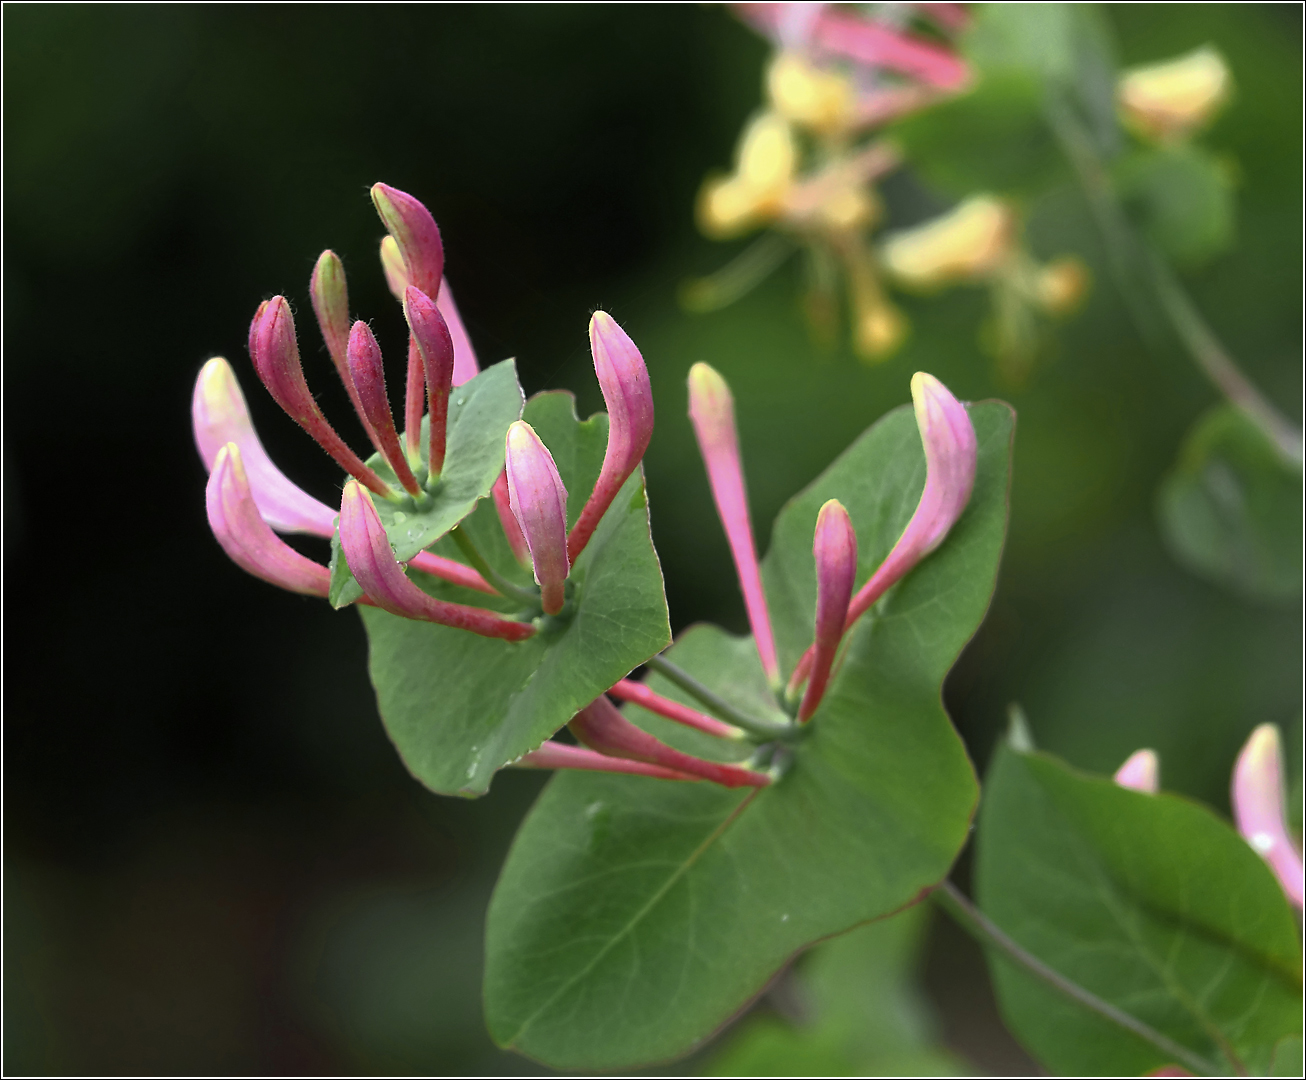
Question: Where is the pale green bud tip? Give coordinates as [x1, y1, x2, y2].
[380, 235, 410, 302]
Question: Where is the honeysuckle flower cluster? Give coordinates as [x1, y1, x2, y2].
[1113, 726, 1304, 909]
[194, 182, 979, 793]
[1117, 46, 1231, 146]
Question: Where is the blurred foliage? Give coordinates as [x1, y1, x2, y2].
[3, 3, 1300, 1075]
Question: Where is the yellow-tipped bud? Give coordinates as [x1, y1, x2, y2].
[881, 195, 1016, 290]
[1118, 46, 1231, 143]
[736, 111, 796, 200]
[1036, 256, 1090, 316]
[698, 176, 762, 238]
[855, 302, 908, 363]
[767, 52, 855, 136]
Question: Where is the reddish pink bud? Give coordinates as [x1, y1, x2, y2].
[607, 679, 744, 740]
[513, 741, 697, 781]
[798, 500, 857, 722]
[505, 421, 570, 615]
[346, 321, 421, 495]
[191, 357, 336, 537]
[815, 10, 969, 90]
[570, 696, 770, 788]
[1232, 724, 1304, 908]
[248, 296, 392, 498]
[406, 550, 495, 595]
[310, 250, 383, 454]
[338, 481, 535, 641]
[404, 334, 424, 462]
[1113, 749, 1160, 794]
[206, 443, 331, 597]
[403, 286, 456, 477]
[371, 183, 444, 299]
[438, 279, 480, 387]
[567, 311, 656, 562]
[688, 363, 779, 684]
[493, 470, 531, 567]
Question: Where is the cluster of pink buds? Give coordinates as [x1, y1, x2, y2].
[1113, 727, 1304, 909]
[193, 182, 978, 794]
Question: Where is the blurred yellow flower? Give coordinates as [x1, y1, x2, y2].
[880, 195, 1016, 289]
[698, 112, 797, 238]
[1036, 256, 1089, 316]
[767, 52, 856, 136]
[1117, 46, 1231, 143]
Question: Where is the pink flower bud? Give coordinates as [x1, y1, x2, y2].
[310, 250, 383, 454]
[191, 357, 336, 537]
[248, 296, 392, 497]
[798, 499, 857, 722]
[1232, 724, 1304, 909]
[814, 10, 969, 90]
[404, 333, 424, 463]
[346, 321, 422, 495]
[379, 235, 410, 301]
[370, 183, 444, 299]
[492, 469, 531, 567]
[567, 311, 655, 562]
[338, 481, 535, 642]
[380, 236, 478, 387]
[570, 696, 770, 788]
[206, 443, 331, 597]
[1113, 749, 1160, 794]
[688, 363, 779, 684]
[403, 286, 455, 477]
[607, 679, 743, 740]
[505, 421, 570, 615]
[513, 740, 697, 781]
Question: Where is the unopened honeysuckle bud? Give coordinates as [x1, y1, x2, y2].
[688, 363, 779, 684]
[1114, 749, 1160, 794]
[346, 321, 422, 495]
[1232, 724, 1303, 908]
[570, 696, 770, 789]
[814, 9, 970, 90]
[338, 481, 536, 641]
[191, 357, 336, 537]
[492, 470, 531, 567]
[310, 250, 384, 455]
[380, 236, 479, 388]
[798, 500, 857, 722]
[371, 183, 444, 299]
[881, 195, 1015, 289]
[207, 443, 331, 597]
[403, 286, 456, 477]
[566, 312, 655, 562]
[1118, 46, 1230, 144]
[607, 679, 744, 740]
[379, 235, 410, 302]
[505, 421, 570, 615]
[514, 740, 697, 781]
[249, 296, 392, 497]
[767, 51, 855, 135]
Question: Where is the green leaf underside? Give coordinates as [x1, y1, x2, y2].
[1158, 403, 1303, 602]
[328, 358, 525, 607]
[360, 391, 671, 797]
[483, 402, 1014, 1070]
[976, 745, 1302, 1076]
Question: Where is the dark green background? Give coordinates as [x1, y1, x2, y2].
[4, 5, 1299, 1074]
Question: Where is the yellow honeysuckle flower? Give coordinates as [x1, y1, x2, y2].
[880, 195, 1016, 289]
[767, 51, 856, 136]
[698, 111, 797, 238]
[1117, 46, 1231, 143]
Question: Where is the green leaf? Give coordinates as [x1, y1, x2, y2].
[1116, 146, 1236, 266]
[702, 906, 963, 1077]
[1271, 1035, 1304, 1077]
[359, 391, 670, 797]
[328, 358, 524, 608]
[1158, 403, 1302, 602]
[975, 744, 1303, 1076]
[483, 402, 1015, 1070]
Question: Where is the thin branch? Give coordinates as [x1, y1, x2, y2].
[644, 655, 794, 741]
[933, 880, 1224, 1077]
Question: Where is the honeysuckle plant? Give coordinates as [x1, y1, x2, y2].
[194, 179, 1299, 1075]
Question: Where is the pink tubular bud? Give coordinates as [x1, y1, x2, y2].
[1113, 749, 1160, 794]
[608, 679, 744, 740]
[191, 357, 336, 537]
[345, 321, 422, 495]
[404, 334, 424, 462]
[437, 279, 480, 387]
[505, 421, 570, 615]
[1232, 724, 1304, 909]
[570, 696, 770, 789]
[206, 443, 331, 597]
[567, 311, 655, 562]
[407, 550, 495, 595]
[688, 363, 779, 684]
[338, 481, 536, 642]
[310, 250, 383, 454]
[370, 183, 444, 299]
[379, 235, 410, 302]
[493, 470, 532, 567]
[248, 297, 392, 498]
[513, 740, 698, 781]
[814, 10, 969, 90]
[798, 500, 857, 722]
[403, 286, 455, 477]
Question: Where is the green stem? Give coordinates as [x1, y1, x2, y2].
[933, 881, 1224, 1077]
[644, 655, 794, 741]
[1043, 93, 1302, 469]
[451, 527, 540, 606]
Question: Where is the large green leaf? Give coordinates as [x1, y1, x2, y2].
[359, 391, 670, 797]
[1158, 403, 1302, 602]
[328, 357, 524, 607]
[483, 402, 1014, 1070]
[975, 744, 1303, 1076]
